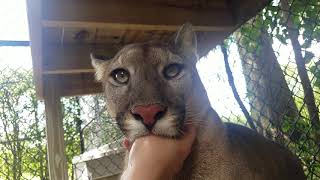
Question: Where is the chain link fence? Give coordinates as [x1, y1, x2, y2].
[0, 0, 319, 179]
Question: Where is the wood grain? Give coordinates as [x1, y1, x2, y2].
[44, 78, 69, 179]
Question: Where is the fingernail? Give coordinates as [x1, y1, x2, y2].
[123, 138, 131, 151]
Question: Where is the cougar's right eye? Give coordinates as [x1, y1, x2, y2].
[163, 63, 184, 80]
[111, 68, 130, 84]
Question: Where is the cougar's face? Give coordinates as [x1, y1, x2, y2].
[92, 24, 200, 141]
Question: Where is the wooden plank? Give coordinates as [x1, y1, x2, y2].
[43, 44, 120, 75]
[44, 74, 103, 97]
[42, 21, 234, 32]
[44, 78, 69, 179]
[26, 0, 43, 99]
[42, 31, 229, 75]
[42, 0, 234, 27]
[43, 27, 127, 44]
[44, 69, 95, 75]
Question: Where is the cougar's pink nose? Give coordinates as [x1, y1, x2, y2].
[131, 104, 166, 126]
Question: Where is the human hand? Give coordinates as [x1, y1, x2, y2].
[121, 125, 196, 180]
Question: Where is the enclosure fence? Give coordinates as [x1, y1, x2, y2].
[0, 0, 319, 179]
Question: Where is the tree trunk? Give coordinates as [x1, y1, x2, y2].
[13, 115, 22, 180]
[236, 27, 300, 142]
[75, 97, 85, 153]
[280, 0, 320, 134]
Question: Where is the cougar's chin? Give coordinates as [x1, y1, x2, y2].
[123, 119, 149, 141]
[152, 116, 183, 138]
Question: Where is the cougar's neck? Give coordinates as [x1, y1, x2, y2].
[186, 70, 215, 120]
[187, 70, 226, 140]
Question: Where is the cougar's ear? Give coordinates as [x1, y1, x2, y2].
[90, 53, 111, 81]
[171, 23, 198, 60]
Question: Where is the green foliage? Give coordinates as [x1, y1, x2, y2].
[304, 51, 315, 64]
[0, 68, 122, 179]
[0, 69, 47, 180]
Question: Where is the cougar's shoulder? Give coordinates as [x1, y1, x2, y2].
[224, 123, 305, 180]
[178, 121, 305, 180]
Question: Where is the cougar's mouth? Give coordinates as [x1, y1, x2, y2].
[116, 107, 186, 141]
[152, 111, 185, 137]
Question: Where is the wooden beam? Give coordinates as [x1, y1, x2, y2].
[26, 0, 43, 98]
[42, 31, 229, 75]
[44, 69, 95, 75]
[43, 44, 119, 75]
[42, 21, 234, 32]
[44, 74, 103, 97]
[43, 0, 234, 27]
[44, 78, 69, 179]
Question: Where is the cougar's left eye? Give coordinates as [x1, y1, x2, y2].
[111, 68, 130, 84]
[163, 63, 184, 79]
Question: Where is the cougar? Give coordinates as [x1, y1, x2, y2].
[91, 24, 306, 180]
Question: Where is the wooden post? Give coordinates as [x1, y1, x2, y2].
[44, 79, 69, 180]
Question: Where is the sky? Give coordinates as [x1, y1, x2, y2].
[0, 0, 29, 40]
[0, 0, 32, 69]
[1, 0, 319, 118]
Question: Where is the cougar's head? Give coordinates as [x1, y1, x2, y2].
[91, 24, 209, 141]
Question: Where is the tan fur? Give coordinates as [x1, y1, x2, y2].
[91, 24, 306, 180]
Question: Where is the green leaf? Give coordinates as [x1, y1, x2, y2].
[276, 34, 288, 44]
[313, 28, 320, 42]
[304, 51, 315, 64]
[301, 39, 312, 49]
[268, 6, 278, 12]
[310, 65, 320, 88]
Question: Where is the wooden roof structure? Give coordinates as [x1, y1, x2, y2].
[26, 0, 270, 179]
[27, 0, 270, 99]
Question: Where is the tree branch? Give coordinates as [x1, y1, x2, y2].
[221, 44, 257, 131]
[281, 0, 320, 133]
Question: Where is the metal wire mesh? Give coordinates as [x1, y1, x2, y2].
[0, 0, 319, 179]
[231, 0, 320, 178]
